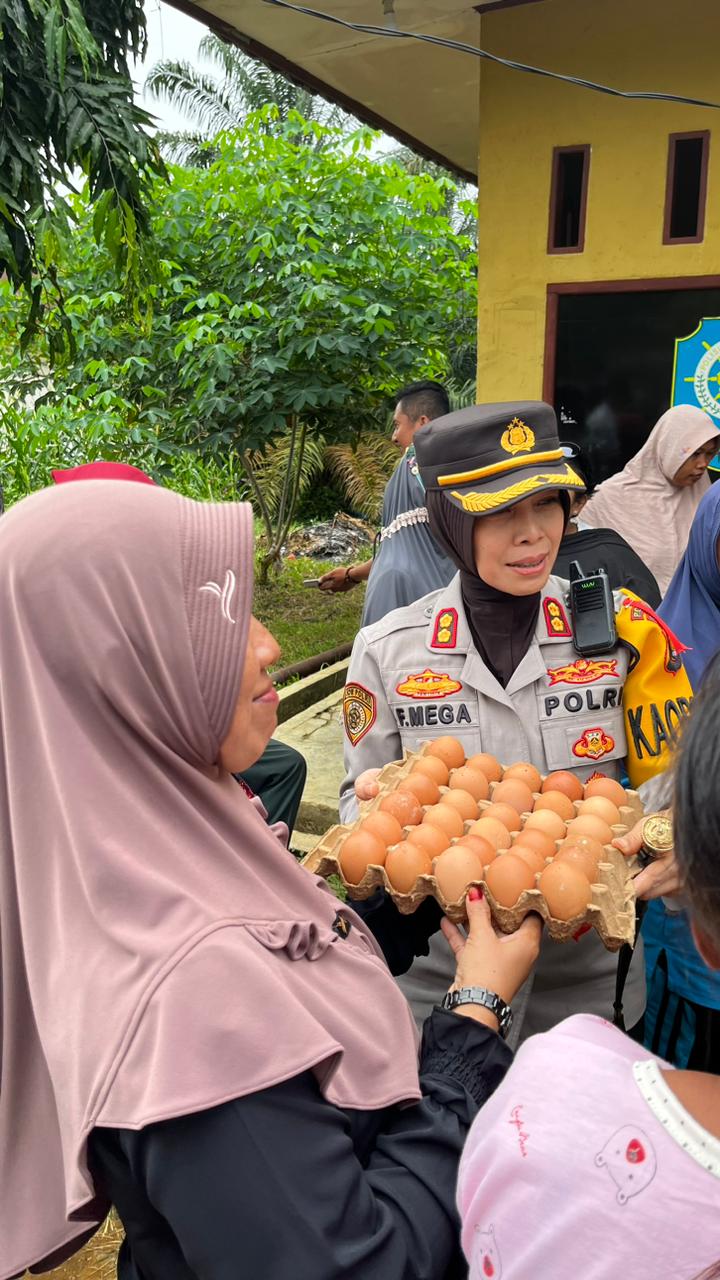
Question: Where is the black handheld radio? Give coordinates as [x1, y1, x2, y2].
[567, 560, 617, 656]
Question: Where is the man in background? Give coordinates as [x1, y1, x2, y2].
[319, 380, 455, 624]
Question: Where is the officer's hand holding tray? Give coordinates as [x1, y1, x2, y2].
[306, 401, 694, 1035]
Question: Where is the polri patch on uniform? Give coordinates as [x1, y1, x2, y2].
[546, 657, 619, 686]
[343, 682, 377, 746]
[572, 727, 615, 761]
[543, 597, 571, 637]
[431, 607, 458, 648]
[395, 668, 462, 699]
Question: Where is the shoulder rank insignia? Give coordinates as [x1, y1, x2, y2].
[501, 417, 535, 455]
[396, 668, 462, 699]
[431, 607, 458, 649]
[543, 596, 572, 638]
[343, 682, 377, 746]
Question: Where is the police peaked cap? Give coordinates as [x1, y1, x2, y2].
[414, 401, 585, 516]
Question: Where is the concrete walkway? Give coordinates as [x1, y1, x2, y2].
[275, 685, 346, 846]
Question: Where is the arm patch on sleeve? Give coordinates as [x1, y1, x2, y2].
[343, 682, 377, 746]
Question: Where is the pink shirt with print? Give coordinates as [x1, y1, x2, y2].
[458, 1014, 720, 1279]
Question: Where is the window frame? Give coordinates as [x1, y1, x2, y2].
[663, 130, 710, 246]
[547, 144, 591, 255]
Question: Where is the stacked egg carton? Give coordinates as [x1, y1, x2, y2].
[302, 744, 642, 949]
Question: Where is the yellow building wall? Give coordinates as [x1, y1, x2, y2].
[476, 0, 720, 401]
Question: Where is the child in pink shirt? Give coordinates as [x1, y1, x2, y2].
[459, 652, 720, 1279]
[458, 1011, 719, 1278]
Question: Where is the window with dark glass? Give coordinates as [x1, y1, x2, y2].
[548, 146, 590, 253]
[664, 132, 710, 244]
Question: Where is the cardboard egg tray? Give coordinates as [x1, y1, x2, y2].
[302, 747, 644, 950]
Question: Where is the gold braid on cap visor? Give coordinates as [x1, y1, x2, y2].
[450, 467, 584, 513]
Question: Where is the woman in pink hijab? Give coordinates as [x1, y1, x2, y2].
[0, 480, 539, 1280]
[581, 405, 720, 594]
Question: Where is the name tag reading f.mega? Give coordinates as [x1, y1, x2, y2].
[393, 701, 473, 730]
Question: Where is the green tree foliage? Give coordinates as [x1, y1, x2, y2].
[145, 32, 355, 167]
[0, 0, 164, 339]
[0, 112, 475, 574]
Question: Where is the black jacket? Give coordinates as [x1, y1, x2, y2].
[90, 1008, 511, 1280]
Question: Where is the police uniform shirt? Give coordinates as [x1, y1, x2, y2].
[340, 572, 647, 1038]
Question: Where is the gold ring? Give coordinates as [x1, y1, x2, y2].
[640, 813, 674, 858]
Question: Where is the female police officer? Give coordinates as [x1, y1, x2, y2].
[340, 402, 692, 1039]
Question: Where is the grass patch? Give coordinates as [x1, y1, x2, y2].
[254, 555, 365, 669]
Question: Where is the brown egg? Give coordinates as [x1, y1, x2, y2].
[542, 770, 584, 802]
[513, 827, 557, 860]
[422, 803, 465, 840]
[426, 736, 466, 771]
[397, 772, 440, 807]
[456, 832, 498, 866]
[584, 775, 627, 807]
[491, 778, 535, 815]
[359, 811, 404, 849]
[503, 762, 543, 793]
[469, 816, 513, 850]
[578, 796, 622, 828]
[448, 766, 490, 802]
[339, 830, 387, 884]
[385, 843, 433, 892]
[512, 844, 547, 876]
[379, 789, 423, 828]
[539, 861, 592, 920]
[533, 790, 576, 822]
[405, 823, 451, 859]
[485, 853, 537, 907]
[412, 755, 450, 787]
[558, 833, 606, 864]
[467, 752, 503, 783]
[566, 813, 613, 846]
[483, 802, 522, 833]
[440, 788, 480, 823]
[433, 846, 485, 903]
[555, 843, 601, 882]
[524, 808, 567, 842]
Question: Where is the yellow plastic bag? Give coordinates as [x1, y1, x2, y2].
[616, 591, 693, 788]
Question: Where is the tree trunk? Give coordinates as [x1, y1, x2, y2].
[244, 420, 309, 584]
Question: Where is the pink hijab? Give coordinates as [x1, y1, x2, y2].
[582, 405, 720, 594]
[0, 482, 421, 1279]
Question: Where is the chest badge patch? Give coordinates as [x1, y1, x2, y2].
[343, 682, 377, 746]
[543, 596, 572, 637]
[431, 607, 458, 648]
[396, 668, 462, 699]
[547, 657, 619, 686]
[572, 727, 615, 760]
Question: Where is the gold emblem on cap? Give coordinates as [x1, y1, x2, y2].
[500, 417, 535, 456]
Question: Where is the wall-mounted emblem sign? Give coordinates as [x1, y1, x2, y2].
[672, 317, 720, 472]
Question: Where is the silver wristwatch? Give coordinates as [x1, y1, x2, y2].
[441, 986, 514, 1039]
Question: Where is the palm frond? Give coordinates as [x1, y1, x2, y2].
[245, 432, 326, 517]
[446, 377, 477, 411]
[324, 432, 398, 522]
[144, 61, 240, 134]
[154, 130, 220, 168]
